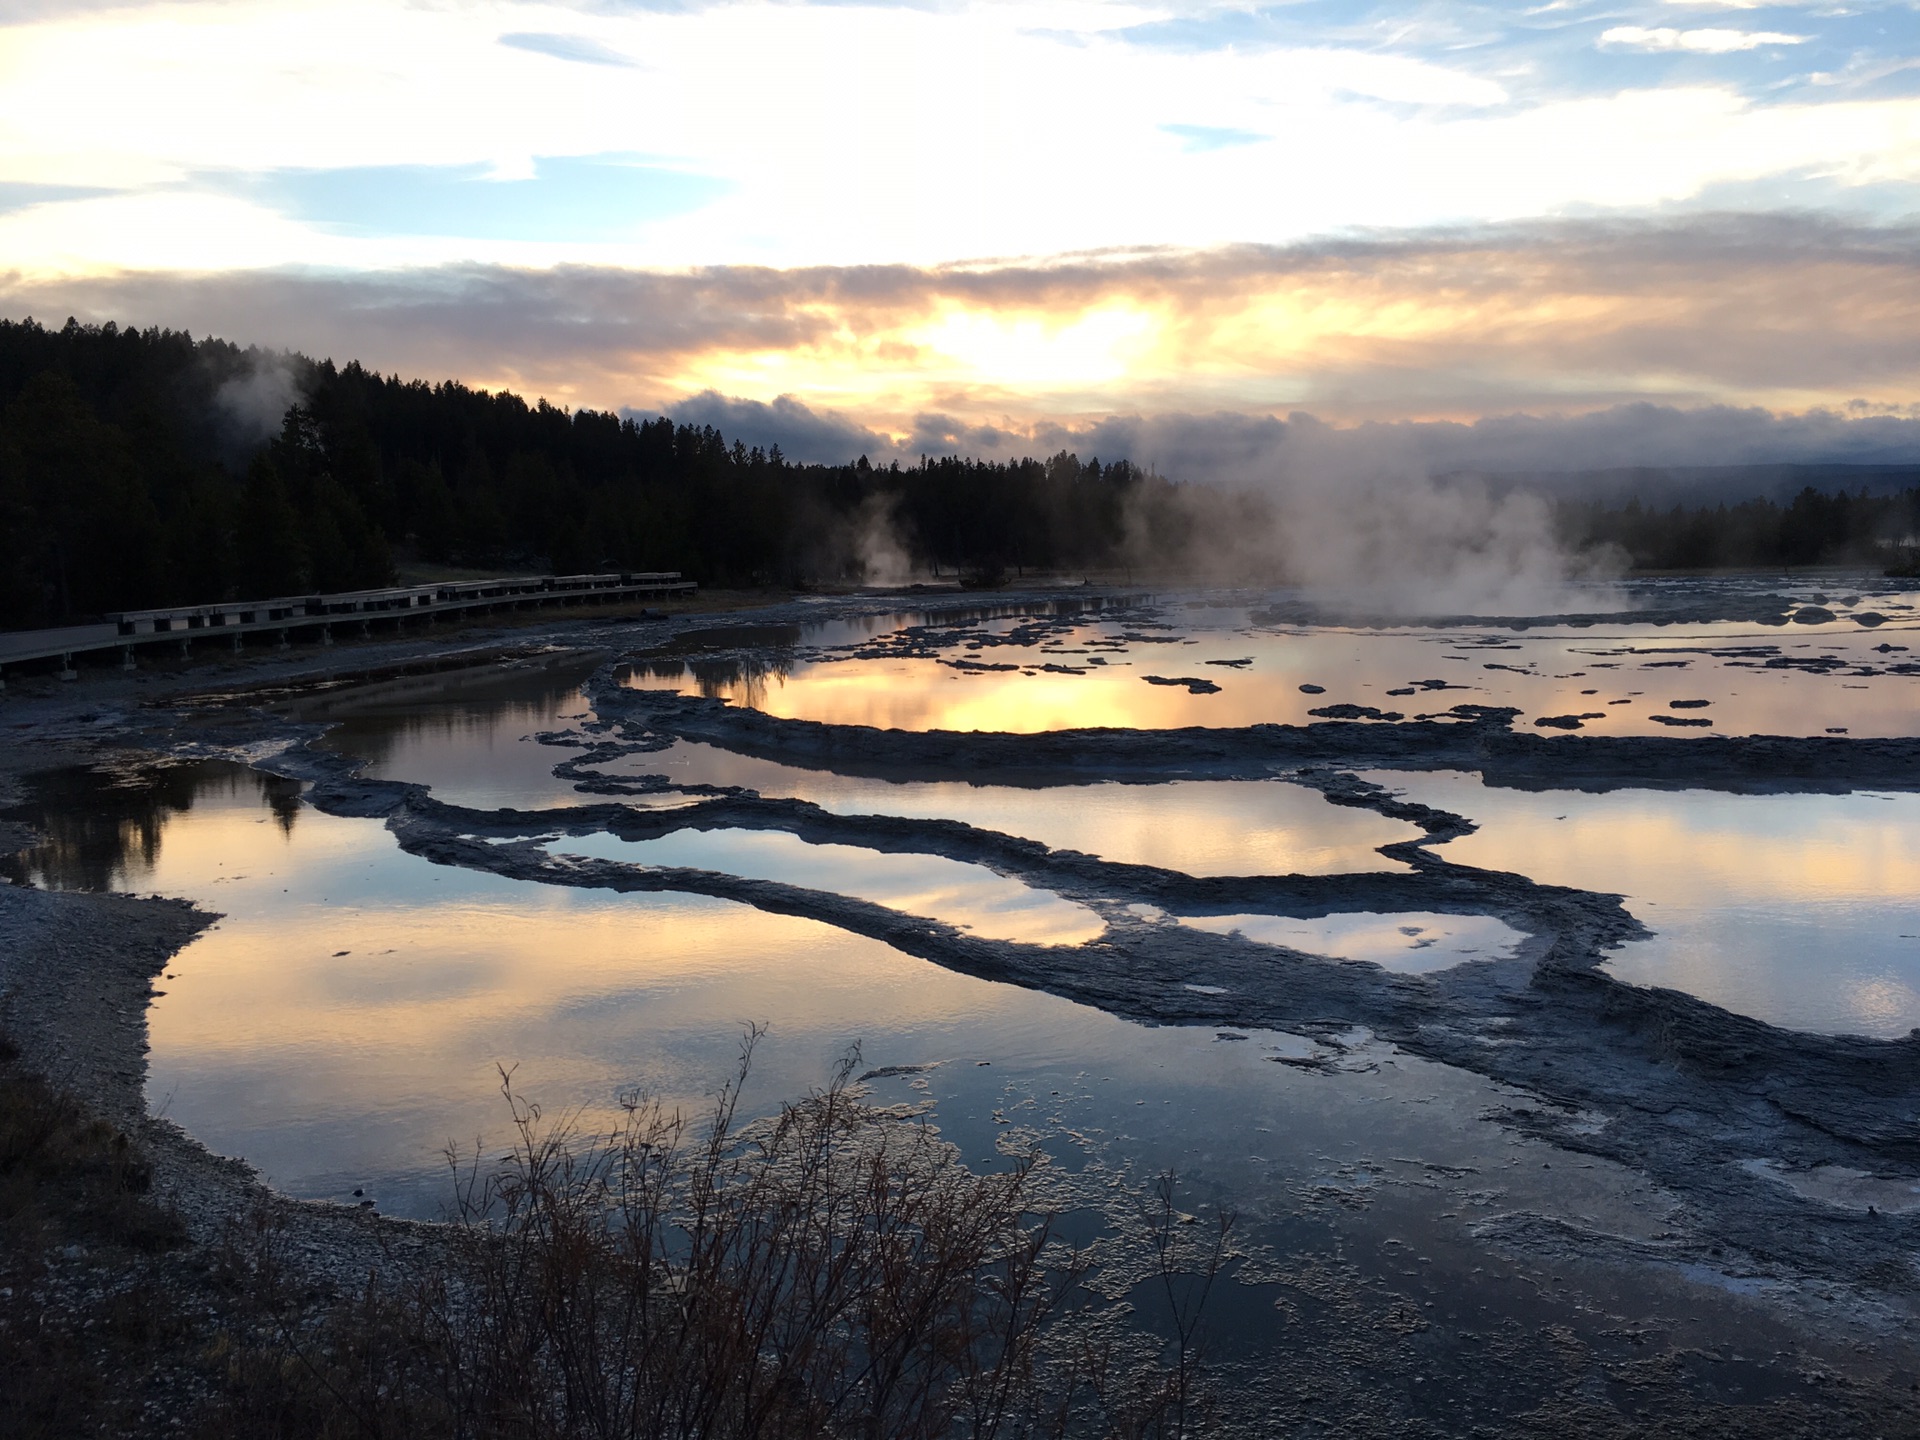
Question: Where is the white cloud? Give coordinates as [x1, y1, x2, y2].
[1598, 25, 1809, 53]
[0, 0, 1902, 279]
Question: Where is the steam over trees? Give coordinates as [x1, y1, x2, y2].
[5, 316, 1919, 630]
[0, 318, 1161, 628]
[1556, 487, 1920, 572]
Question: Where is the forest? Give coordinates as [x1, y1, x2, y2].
[4, 316, 1920, 629]
[1556, 487, 1920, 573]
[0, 318, 1159, 628]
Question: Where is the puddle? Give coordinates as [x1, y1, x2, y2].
[606, 744, 1417, 875]
[1177, 911, 1525, 972]
[1365, 771, 1920, 1036]
[1741, 1160, 1920, 1214]
[546, 828, 1106, 946]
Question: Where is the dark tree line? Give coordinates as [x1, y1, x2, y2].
[0, 319, 395, 627]
[14, 316, 1919, 630]
[0, 318, 1164, 628]
[1557, 487, 1920, 572]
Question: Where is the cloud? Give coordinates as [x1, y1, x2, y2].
[1024, 404, 1920, 485]
[900, 412, 1030, 459]
[650, 391, 891, 463]
[7, 214, 1920, 427]
[620, 391, 1920, 491]
[498, 31, 638, 67]
[1598, 26, 1808, 54]
[0, 181, 114, 214]
[2, 0, 1917, 275]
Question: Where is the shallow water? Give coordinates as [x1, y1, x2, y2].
[1365, 770, 1920, 1036]
[309, 656, 608, 810]
[611, 743, 1417, 875]
[625, 584, 1920, 737]
[547, 828, 1106, 945]
[7, 585, 1915, 1425]
[4, 760, 1604, 1246]
[1176, 910, 1526, 973]
[316, 688, 1421, 876]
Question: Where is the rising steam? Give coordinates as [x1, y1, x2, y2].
[213, 354, 305, 452]
[1124, 415, 1622, 616]
[851, 493, 921, 588]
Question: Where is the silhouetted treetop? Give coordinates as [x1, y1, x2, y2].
[0, 317, 1162, 626]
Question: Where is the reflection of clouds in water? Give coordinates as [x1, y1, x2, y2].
[605, 746, 1417, 877]
[549, 829, 1104, 947]
[1180, 912, 1523, 974]
[1377, 771, 1920, 1036]
[626, 596, 1920, 738]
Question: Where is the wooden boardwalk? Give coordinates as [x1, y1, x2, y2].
[0, 572, 694, 683]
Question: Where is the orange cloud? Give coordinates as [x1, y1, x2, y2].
[8, 216, 1920, 437]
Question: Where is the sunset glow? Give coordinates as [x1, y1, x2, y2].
[4, 0, 1920, 459]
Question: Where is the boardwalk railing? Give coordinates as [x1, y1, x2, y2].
[0, 572, 695, 685]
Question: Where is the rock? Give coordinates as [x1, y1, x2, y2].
[1792, 606, 1836, 625]
[1308, 703, 1405, 721]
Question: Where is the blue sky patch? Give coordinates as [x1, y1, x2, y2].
[1114, 0, 1920, 110]
[0, 182, 115, 214]
[498, 31, 637, 67]
[1162, 124, 1268, 153]
[235, 154, 730, 241]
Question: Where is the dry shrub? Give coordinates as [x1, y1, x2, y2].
[0, 1031, 193, 1439]
[217, 1031, 1229, 1439]
[0, 1040, 182, 1254]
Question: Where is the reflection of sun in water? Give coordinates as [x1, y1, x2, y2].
[1841, 975, 1920, 1028]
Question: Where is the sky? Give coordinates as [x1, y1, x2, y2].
[4, 0, 1920, 467]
